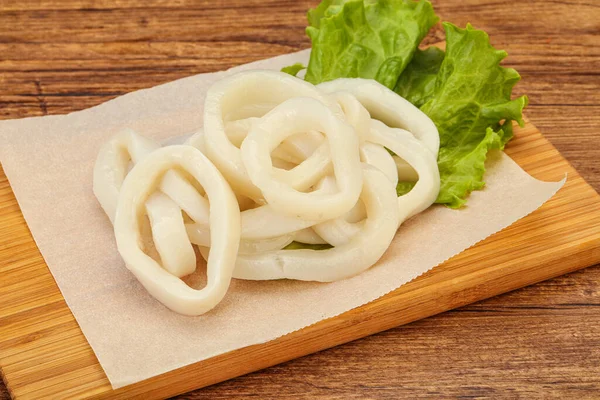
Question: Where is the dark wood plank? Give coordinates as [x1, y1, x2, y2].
[0, 0, 598, 398]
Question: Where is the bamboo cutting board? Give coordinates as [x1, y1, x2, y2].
[0, 118, 599, 399]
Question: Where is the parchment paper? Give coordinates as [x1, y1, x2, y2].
[0, 50, 565, 388]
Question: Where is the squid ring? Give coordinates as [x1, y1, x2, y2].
[203, 70, 341, 200]
[241, 97, 363, 221]
[231, 165, 400, 282]
[114, 145, 240, 316]
[93, 128, 160, 221]
[318, 78, 440, 157]
[367, 120, 440, 220]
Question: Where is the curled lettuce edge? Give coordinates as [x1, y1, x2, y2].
[279, 2, 528, 213]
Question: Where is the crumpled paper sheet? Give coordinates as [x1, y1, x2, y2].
[0, 50, 565, 388]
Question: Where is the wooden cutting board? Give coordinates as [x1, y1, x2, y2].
[1, 118, 599, 399]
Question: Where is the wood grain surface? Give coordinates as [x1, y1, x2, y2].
[0, 0, 599, 398]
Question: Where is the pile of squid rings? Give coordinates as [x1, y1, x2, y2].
[93, 71, 440, 315]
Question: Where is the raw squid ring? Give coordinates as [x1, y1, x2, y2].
[93, 128, 160, 221]
[317, 78, 440, 157]
[192, 232, 295, 255]
[114, 145, 241, 316]
[188, 126, 332, 242]
[368, 120, 440, 219]
[267, 92, 370, 191]
[203, 70, 341, 200]
[329, 91, 372, 139]
[292, 228, 327, 245]
[94, 129, 215, 278]
[241, 97, 363, 221]
[204, 115, 332, 192]
[275, 130, 324, 163]
[184, 128, 206, 152]
[93, 130, 201, 277]
[309, 124, 438, 246]
[145, 192, 197, 277]
[359, 141, 398, 185]
[266, 91, 372, 192]
[231, 165, 400, 282]
[310, 134, 410, 246]
[311, 175, 365, 247]
[240, 205, 319, 240]
[270, 142, 332, 192]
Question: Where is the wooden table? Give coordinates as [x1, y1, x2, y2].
[0, 0, 598, 398]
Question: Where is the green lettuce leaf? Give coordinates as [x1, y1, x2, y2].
[419, 23, 528, 207]
[396, 181, 416, 196]
[303, 0, 438, 89]
[284, 0, 528, 209]
[434, 126, 505, 206]
[307, 0, 346, 28]
[394, 46, 444, 108]
[281, 62, 306, 77]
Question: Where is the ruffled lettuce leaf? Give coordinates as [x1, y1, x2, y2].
[394, 46, 444, 108]
[284, 1, 527, 210]
[417, 23, 528, 207]
[434, 126, 505, 206]
[303, 0, 438, 89]
[307, 0, 346, 28]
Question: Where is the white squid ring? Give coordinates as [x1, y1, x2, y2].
[114, 145, 241, 316]
[368, 120, 440, 219]
[231, 165, 400, 282]
[94, 130, 203, 278]
[203, 70, 341, 200]
[241, 97, 363, 221]
[318, 78, 440, 157]
[93, 128, 160, 221]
